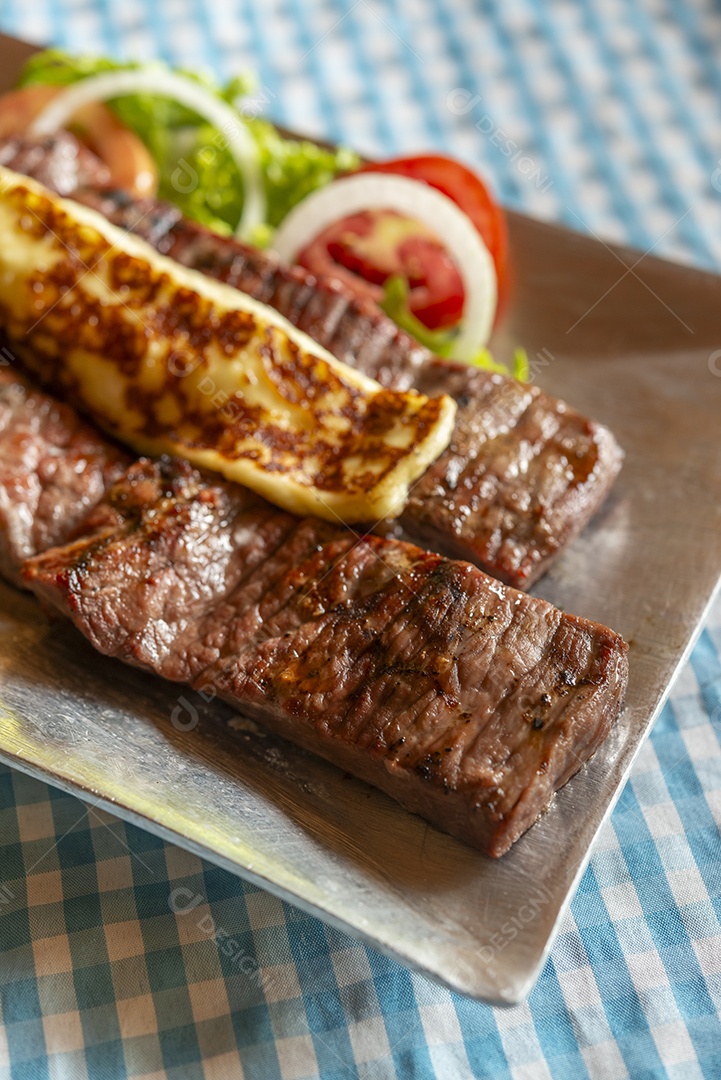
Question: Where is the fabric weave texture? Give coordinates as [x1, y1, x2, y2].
[0, 2, 720, 1077]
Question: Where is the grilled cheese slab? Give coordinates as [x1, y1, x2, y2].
[0, 166, 456, 522]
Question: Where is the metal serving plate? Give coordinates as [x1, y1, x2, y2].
[0, 33, 719, 1005]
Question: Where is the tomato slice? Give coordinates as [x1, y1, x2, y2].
[358, 155, 508, 295]
[297, 209, 464, 330]
[295, 154, 506, 333]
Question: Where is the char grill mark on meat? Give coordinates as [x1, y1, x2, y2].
[23, 455, 628, 857]
[0, 133, 112, 196]
[401, 369, 624, 582]
[82, 189, 623, 589]
[0, 134, 622, 589]
[121, 209, 624, 587]
[0, 367, 130, 588]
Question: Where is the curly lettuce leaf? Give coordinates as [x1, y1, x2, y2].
[380, 275, 458, 356]
[18, 49, 359, 240]
[381, 276, 528, 378]
[19, 51, 523, 368]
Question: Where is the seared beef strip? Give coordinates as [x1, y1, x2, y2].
[0, 365, 628, 854]
[0, 367, 129, 587]
[23, 453, 628, 857]
[92, 191, 625, 589]
[0, 134, 624, 589]
[0, 132, 111, 195]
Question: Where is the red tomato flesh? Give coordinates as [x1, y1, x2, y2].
[297, 209, 464, 329]
[296, 155, 506, 332]
[359, 155, 508, 293]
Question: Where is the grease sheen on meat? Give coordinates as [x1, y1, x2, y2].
[0, 165, 456, 526]
[0, 367, 129, 587]
[24, 454, 628, 856]
[0, 133, 624, 589]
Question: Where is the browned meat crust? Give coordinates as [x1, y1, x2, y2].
[0, 132, 111, 194]
[102, 195, 625, 588]
[0, 133, 623, 589]
[23, 455, 628, 856]
[0, 367, 129, 587]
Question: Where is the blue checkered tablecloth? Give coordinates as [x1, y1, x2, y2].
[0, 2, 720, 1077]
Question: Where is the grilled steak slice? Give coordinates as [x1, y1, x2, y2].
[91, 193, 624, 587]
[399, 368, 623, 581]
[0, 368, 130, 587]
[0, 134, 623, 589]
[0, 132, 111, 195]
[24, 456, 629, 856]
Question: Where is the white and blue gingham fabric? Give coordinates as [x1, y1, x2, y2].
[0, 2, 720, 1078]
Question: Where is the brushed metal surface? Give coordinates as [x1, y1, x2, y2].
[0, 32, 720, 1004]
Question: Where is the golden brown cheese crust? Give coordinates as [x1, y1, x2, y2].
[0, 168, 456, 523]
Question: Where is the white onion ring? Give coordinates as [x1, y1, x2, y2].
[271, 172, 498, 361]
[29, 69, 265, 241]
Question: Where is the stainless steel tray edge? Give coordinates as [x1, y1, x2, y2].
[0, 31, 720, 1005]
